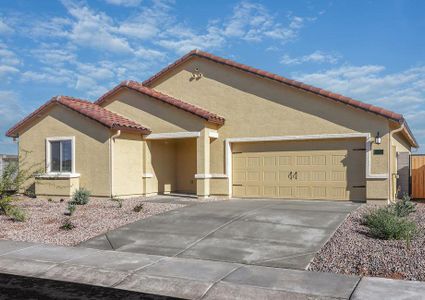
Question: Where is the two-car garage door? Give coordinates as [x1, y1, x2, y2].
[232, 139, 366, 201]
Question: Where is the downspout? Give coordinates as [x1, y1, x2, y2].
[388, 123, 405, 204]
[110, 130, 121, 198]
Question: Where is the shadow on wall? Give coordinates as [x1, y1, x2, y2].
[341, 146, 366, 202]
[150, 139, 197, 194]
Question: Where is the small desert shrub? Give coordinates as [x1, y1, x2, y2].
[71, 188, 91, 205]
[111, 197, 123, 208]
[48, 198, 53, 202]
[390, 194, 416, 217]
[0, 196, 13, 215]
[133, 203, 144, 212]
[363, 207, 417, 240]
[66, 202, 77, 216]
[60, 218, 75, 230]
[6, 206, 26, 222]
[0, 197, 26, 222]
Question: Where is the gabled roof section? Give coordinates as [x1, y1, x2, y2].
[95, 80, 225, 125]
[142, 49, 418, 147]
[6, 96, 151, 137]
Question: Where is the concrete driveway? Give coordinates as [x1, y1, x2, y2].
[81, 199, 359, 270]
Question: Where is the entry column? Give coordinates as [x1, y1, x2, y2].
[196, 128, 210, 198]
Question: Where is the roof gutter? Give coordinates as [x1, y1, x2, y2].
[388, 124, 405, 204]
[110, 129, 121, 198]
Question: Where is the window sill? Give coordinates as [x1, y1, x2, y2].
[36, 173, 80, 179]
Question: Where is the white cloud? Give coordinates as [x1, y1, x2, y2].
[221, 2, 308, 43]
[29, 17, 71, 38]
[21, 67, 75, 86]
[281, 51, 340, 65]
[104, 0, 142, 7]
[31, 47, 75, 66]
[0, 19, 13, 34]
[0, 42, 20, 78]
[117, 2, 173, 40]
[0, 65, 19, 76]
[134, 47, 166, 59]
[0, 91, 25, 124]
[62, 1, 132, 53]
[157, 25, 225, 54]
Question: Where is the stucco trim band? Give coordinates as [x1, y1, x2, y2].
[145, 131, 201, 140]
[195, 173, 228, 179]
[225, 133, 387, 197]
[35, 173, 80, 178]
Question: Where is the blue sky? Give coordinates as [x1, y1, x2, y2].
[0, 0, 424, 154]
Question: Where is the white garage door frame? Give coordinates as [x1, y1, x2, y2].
[225, 132, 387, 198]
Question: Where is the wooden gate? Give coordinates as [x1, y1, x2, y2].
[411, 155, 425, 199]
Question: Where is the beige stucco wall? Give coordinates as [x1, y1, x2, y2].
[148, 140, 177, 193]
[102, 89, 206, 133]
[35, 176, 79, 197]
[149, 57, 396, 201]
[175, 138, 197, 194]
[18, 105, 111, 197]
[113, 132, 144, 197]
[143, 139, 197, 195]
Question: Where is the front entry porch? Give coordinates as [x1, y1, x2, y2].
[143, 128, 216, 198]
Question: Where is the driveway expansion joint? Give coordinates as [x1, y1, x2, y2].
[174, 202, 277, 257]
[198, 265, 243, 300]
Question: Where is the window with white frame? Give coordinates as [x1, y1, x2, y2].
[46, 137, 75, 174]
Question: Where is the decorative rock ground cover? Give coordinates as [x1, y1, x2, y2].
[309, 202, 425, 281]
[0, 196, 186, 246]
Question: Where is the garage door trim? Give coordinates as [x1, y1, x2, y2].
[225, 133, 386, 198]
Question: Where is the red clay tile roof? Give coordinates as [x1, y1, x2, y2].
[95, 80, 225, 125]
[6, 96, 151, 137]
[142, 49, 417, 147]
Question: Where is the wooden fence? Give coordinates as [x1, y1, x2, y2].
[411, 155, 425, 199]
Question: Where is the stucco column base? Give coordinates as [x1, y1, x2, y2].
[196, 128, 211, 198]
[196, 178, 210, 198]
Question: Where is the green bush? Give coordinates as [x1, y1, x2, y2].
[71, 188, 91, 205]
[0, 196, 13, 215]
[0, 197, 26, 222]
[66, 202, 77, 216]
[60, 218, 75, 230]
[390, 194, 416, 217]
[6, 206, 26, 222]
[133, 203, 144, 212]
[363, 207, 417, 240]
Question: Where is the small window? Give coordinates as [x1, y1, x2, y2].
[47, 138, 74, 173]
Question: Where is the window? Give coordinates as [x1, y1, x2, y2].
[46, 137, 74, 174]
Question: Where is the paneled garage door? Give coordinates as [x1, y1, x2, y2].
[232, 139, 366, 201]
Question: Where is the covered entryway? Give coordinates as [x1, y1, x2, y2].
[232, 138, 366, 201]
[148, 138, 197, 195]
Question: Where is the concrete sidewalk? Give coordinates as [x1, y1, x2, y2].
[1, 240, 425, 299]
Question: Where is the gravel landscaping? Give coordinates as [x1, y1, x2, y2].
[309, 202, 425, 281]
[0, 196, 186, 246]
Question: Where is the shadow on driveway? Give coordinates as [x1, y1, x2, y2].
[0, 273, 185, 300]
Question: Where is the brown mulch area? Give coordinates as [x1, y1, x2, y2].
[0, 196, 186, 246]
[309, 202, 425, 281]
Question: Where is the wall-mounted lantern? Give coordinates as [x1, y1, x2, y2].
[375, 132, 382, 145]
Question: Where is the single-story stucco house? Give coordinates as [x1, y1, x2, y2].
[6, 50, 418, 203]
